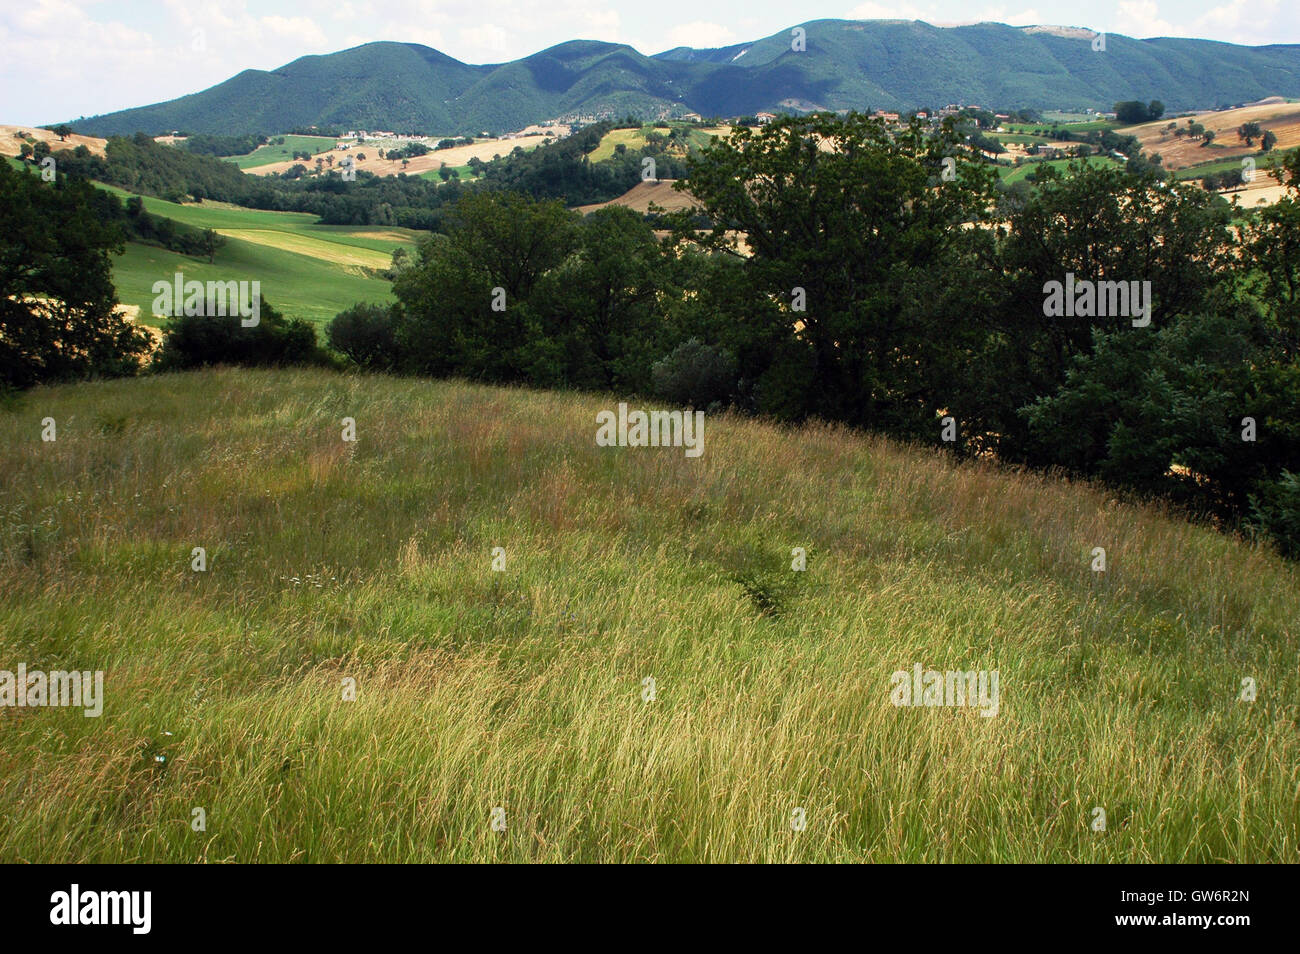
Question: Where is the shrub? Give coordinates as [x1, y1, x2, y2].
[326, 303, 397, 370]
[651, 339, 738, 409]
[155, 299, 323, 370]
[1250, 472, 1300, 559]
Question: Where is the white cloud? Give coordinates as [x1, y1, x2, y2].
[1116, 0, 1188, 38]
[976, 7, 1042, 26]
[259, 15, 328, 45]
[0, 1, 167, 121]
[848, 2, 930, 19]
[1193, 0, 1293, 45]
[458, 24, 510, 59]
[665, 21, 737, 49]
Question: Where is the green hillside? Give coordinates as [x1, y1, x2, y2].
[227, 135, 337, 169]
[69, 22, 1300, 137]
[76, 43, 492, 138]
[112, 236, 392, 326]
[94, 186, 417, 324]
[999, 154, 1124, 184]
[1, 367, 1296, 862]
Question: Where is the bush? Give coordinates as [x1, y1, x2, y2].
[1250, 472, 1300, 559]
[326, 303, 397, 370]
[651, 339, 738, 409]
[155, 299, 323, 370]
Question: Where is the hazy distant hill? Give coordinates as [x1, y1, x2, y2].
[70, 19, 1300, 136]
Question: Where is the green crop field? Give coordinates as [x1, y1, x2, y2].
[1173, 155, 1277, 180]
[589, 128, 651, 162]
[992, 134, 1053, 145]
[227, 135, 338, 169]
[1000, 156, 1125, 184]
[1005, 120, 1118, 135]
[1, 367, 1296, 863]
[111, 239, 395, 326]
[418, 164, 474, 182]
[92, 185, 420, 326]
[1040, 112, 1113, 125]
[1063, 120, 1122, 133]
[684, 126, 730, 151]
[586, 124, 727, 163]
[94, 185, 420, 255]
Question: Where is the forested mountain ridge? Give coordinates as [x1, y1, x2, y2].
[70, 20, 1300, 137]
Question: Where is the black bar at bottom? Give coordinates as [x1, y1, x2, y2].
[0, 863, 1277, 942]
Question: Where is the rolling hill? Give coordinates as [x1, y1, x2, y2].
[92, 185, 416, 325]
[575, 179, 701, 214]
[69, 20, 1300, 137]
[1, 366, 1296, 861]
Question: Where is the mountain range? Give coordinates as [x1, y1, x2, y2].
[69, 19, 1300, 137]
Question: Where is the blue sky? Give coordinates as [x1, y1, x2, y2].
[2, 0, 1296, 125]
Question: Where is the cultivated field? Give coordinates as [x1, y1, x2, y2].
[226, 135, 338, 170]
[998, 155, 1124, 185]
[576, 179, 702, 214]
[587, 127, 651, 162]
[93, 187, 418, 325]
[587, 124, 732, 163]
[245, 129, 566, 179]
[1, 368, 1296, 863]
[0, 125, 107, 158]
[1122, 100, 1300, 171]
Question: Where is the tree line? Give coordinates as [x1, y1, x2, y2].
[5, 113, 1298, 556]
[36, 123, 692, 230]
[323, 115, 1300, 556]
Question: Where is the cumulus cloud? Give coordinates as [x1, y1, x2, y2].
[665, 21, 738, 49]
[976, 7, 1042, 26]
[0, 1, 170, 122]
[458, 24, 511, 59]
[1115, 0, 1188, 38]
[1194, 0, 1293, 45]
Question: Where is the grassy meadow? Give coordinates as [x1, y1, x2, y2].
[1171, 155, 1283, 181]
[0, 367, 1297, 863]
[588, 128, 652, 162]
[585, 124, 729, 163]
[999, 155, 1125, 184]
[226, 135, 337, 170]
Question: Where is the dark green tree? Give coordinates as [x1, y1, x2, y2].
[392, 192, 580, 381]
[666, 112, 999, 432]
[0, 162, 150, 389]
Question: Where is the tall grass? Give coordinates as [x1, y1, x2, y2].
[0, 368, 1296, 862]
